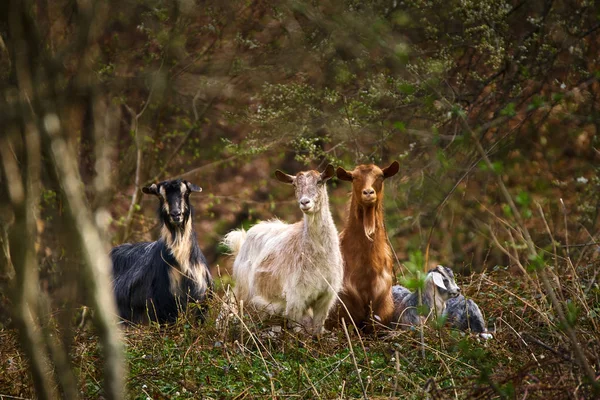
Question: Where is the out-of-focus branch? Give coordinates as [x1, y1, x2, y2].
[5, 1, 57, 397]
[43, 116, 126, 400]
[5, 0, 127, 398]
[0, 215, 15, 281]
[2, 128, 56, 400]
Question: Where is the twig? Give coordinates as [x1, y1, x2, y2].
[521, 332, 572, 362]
[558, 200, 592, 323]
[152, 73, 235, 183]
[177, 155, 241, 180]
[119, 58, 163, 242]
[341, 318, 368, 400]
[437, 355, 459, 400]
[299, 364, 321, 399]
[121, 105, 143, 242]
[480, 276, 553, 327]
[222, 297, 278, 397]
[497, 317, 540, 366]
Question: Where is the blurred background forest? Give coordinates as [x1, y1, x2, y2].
[1, 0, 599, 398]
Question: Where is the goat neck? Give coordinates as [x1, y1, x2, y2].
[422, 280, 448, 318]
[276, 166, 338, 255]
[303, 186, 337, 241]
[160, 213, 195, 266]
[160, 207, 207, 293]
[346, 193, 386, 243]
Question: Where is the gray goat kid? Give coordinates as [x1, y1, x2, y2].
[444, 295, 492, 339]
[392, 265, 460, 327]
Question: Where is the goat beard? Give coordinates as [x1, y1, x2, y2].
[362, 205, 377, 242]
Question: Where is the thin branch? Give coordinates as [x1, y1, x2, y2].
[177, 155, 240, 180]
[119, 61, 163, 242]
[341, 318, 368, 400]
[151, 75, 235, 183]
[120, 104, 144, 243]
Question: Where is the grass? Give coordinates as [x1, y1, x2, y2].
[1, 262, 598, 399]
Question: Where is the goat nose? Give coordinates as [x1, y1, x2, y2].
[300, 198, 310, 206]
[170, 210, 182, 217]
[362, 189, 375, 196]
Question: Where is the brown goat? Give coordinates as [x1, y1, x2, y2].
[326, 161, 399, 332]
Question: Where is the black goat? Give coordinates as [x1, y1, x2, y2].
[111, 179, 212, 324]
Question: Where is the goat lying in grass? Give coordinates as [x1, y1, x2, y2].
[392, 265, 460, 327]
[111, 179, 212, 324]
[392, 265, 492, 338]
[444, 295, 492, 339]
[222, 165, 343, 335]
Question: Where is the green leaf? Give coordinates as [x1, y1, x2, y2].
[565, 300, 579, 327]
[491, 161, 504, 174]
[393, 121, 406, 132]
[527, 253, 546, 272]
[500, 103, 516, 117]
[397, 82, 415, 95]
[527, 95, 545, 111]
[515, 191, 531, 207]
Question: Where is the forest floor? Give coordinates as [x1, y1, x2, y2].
[1, 262, 598, 399]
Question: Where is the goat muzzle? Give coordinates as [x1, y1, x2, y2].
[299, 198, 314, 213]
[170, 211, 183, 225]
[360, 195, 377, 205]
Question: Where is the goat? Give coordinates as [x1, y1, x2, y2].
[326, 161, 399, 332]
[444, 295, 493, 339]
[221, 165, 343, 335]
[111, 179, 212, 324]
[392, 265, 460, 327]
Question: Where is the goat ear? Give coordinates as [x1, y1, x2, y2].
[274, 170, 295, 184]
[382, 161, 400, 179]
[336, 167, 353, 181]
[186, 182, 202, 193]
[321, 164, 335, 181]
[142, 184, 159, 195]
[431, 272, 447, 290]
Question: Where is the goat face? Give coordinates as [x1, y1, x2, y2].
[336, 161, 399, 239]
[142, 179, 202, 228]
[428, 265, 460, 299]
[275, 164, 334, 214]
[337, 161, 399, 206]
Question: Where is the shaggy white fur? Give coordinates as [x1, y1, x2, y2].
[222, 166, 343, 335]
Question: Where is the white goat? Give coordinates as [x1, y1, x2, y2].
[392, 265, 460, 328]
[221, 165, 343, 335]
